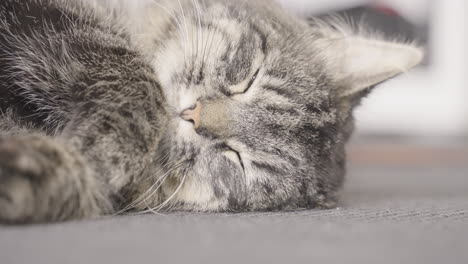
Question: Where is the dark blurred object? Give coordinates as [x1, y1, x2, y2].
[314, 4, 430, 65]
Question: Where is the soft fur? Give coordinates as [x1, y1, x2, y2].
[0, 0, 423, 223]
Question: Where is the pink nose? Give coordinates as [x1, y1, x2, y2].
[180, 102, 201, 129]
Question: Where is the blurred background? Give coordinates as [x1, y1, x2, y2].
[279, 0, 468, 166]
[279, 0, 467, 140]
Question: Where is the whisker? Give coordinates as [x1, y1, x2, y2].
[150, 0, 188, 62]
[115, 155, 184, 214]
[143, 167, 188, 213]
[192, 0, 203, 74]
[134, 162, 183, 209]
[177, 0, 190, 72]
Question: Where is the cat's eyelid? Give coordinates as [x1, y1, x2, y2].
[229, 54, 264, 96]
[244, 52, 266, 92]
[230, 67, 261, 96]
[223, 146, 245, 172]
[245, 67, 261, 93]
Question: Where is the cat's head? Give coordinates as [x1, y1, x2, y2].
[132, 0, 423, 211]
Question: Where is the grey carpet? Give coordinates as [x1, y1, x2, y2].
[1, 164, 467, 264]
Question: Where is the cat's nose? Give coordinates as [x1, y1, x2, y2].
[180, 102, 201, 129]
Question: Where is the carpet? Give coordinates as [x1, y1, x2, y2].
[1, 144, 467, 264]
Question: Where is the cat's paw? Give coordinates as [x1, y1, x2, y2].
[0, 135, 87, 224]
[0, 166, 37, 224]
[0, 136, 55, 223]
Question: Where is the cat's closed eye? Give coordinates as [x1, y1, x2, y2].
[245, 68, 260, 93]
[231, 68, 261, 95]
[223, 146, 245, 172]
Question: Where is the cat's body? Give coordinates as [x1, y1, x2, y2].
[0, 0, 423, 223]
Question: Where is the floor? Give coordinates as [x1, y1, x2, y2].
[1, 141, 467, 264]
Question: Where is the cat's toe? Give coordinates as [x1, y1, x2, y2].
[0, 165, 37, 224]
[0, 137, 47, 179]
[0, 137, 51, 223]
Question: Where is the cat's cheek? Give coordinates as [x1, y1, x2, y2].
[161, 155, 247, 212]
[168, 177, 228, 211]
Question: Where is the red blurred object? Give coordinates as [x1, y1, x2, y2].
[371, 3, 400, 17]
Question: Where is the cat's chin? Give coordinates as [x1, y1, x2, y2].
[162, 179, 228, 212]
[175, 120, 202, 143]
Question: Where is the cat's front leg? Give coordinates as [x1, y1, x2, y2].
[0, 134, 109, 224]
[0, 82, 167, 223]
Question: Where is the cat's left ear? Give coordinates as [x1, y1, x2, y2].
[323, 36, 424, 98]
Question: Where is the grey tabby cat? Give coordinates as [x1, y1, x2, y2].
[0, 0, 423, 223]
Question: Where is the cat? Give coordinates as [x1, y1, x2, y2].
[0, 0, 423, 223]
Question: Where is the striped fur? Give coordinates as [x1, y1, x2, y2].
[0, 0, 422, 223]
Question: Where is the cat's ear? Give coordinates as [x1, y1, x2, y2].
[323, 36, 424, 98]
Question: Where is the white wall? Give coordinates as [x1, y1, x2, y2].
[357, 0, 467, 136]
[280, 0, 468, 137]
